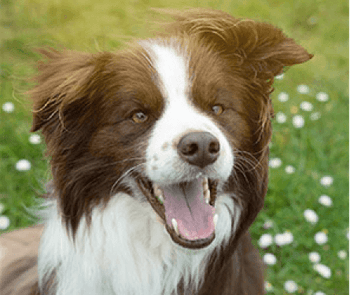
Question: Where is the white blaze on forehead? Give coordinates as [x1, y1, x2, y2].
[143, 41, 189, 101]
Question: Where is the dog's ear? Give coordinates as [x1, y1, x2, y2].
[29, 49, 96, 133]
[158, 8, 313, 78]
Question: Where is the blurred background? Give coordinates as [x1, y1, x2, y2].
[0, 0, 348, 294]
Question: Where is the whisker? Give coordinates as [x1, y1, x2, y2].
[109, 163, 146, 196]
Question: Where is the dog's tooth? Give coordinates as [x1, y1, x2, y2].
[155, 188, 164, 202]
[204, 189, 210, 204]
[171, 218, 179, 235]
[156, 194, 164, 204]
[213, 214, 218, 228]
[153, 184, 164, 204]
[202, 177, 208, 186]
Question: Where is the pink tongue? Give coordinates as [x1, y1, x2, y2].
[162, 178, 215, 241]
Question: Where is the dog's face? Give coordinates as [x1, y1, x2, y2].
[30, 9, 312, 250]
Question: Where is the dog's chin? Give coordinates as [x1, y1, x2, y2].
[137, 175, 219, 249]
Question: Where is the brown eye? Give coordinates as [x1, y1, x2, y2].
[212, 105, 223, 115]
[132, 111, 148, 123]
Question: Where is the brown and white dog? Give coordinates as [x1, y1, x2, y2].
[1, 8, 312, 295]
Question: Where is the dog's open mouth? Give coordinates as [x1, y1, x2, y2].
[137, 176, 218, 249]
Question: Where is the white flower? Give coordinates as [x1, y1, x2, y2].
[275, 232, 294, 246]
[318, 195, 333, 207]
[310, 112, 321, 121]
[284, 280, 298, 293]
[258, 234, 273, 248]
[0, 203, 4, 214]
[285, 165, 295, 174]
[337, 250, 347, 259]
[263, 220, 274, 229]
[264, 281, 274, 292]
[276, 112, 287, 123]
[320, 176, 333, 187]
[314, 292, 326, 295]
[304, 209, 319, 224]
[316, 92, 329, 102]
[0, 216, 10, 230]
[2, 102, 14, 113]
[269, 158, 282, 168]
[297, 84, 310, 94]
[278, 92, 289, 102]
[314, 263, 331, 278]
[309, 252, 321, 263]
[314, 232, 328, 245]
[29, 134, 42, 144]
[292, 115, 305, 128]
[15, 159, 31, 171]
[274, 233, 285, 245]
[275, 73, 284, 80]
[263, 253, 277, 265]
[283, 232, 294, 244]
[300, 101, 313, 111]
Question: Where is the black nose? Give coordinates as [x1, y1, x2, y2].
[177, 132, 220, 168]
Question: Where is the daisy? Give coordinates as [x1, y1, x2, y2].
[263, 253, 277, 265]
[15, 159, 31, 171]
[320, 176, 333, 187]
[0, 216, 10, 230]
[258, 233, 273, 248]
[309, 252, 321, 263]
[304, 209, 319, 224]
[278, 92, 289, 102]
[284, 280, 298, 293]
[2, 102, 15, 113]
[269, 158, 282, 168]
[318, 195, 333, 207]
[292, 115, 305, 128]
[297, 84, 310, 94]
[300, 101, 313, 111]
[314, 231, 328, 245]
[316, 92, 329, 102]
[29, 134, 42, 144]
[276, 112, 287, 123]
[314, 263, 331, 278]
[285, 165, 295, 174]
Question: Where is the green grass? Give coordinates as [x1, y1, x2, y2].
[0, 0, 348, 294]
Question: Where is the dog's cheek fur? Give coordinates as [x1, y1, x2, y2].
[28, 50, 119, 235]
[29, 48, 164, 237]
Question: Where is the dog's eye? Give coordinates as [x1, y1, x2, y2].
[212, 105, 224, 115]
[132, 111, 148, 123]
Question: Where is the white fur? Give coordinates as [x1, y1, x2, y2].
[38, 186, 239, 295]
[38, 40, 240, 295]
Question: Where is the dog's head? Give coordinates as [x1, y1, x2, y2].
[30, 9, 312, 249]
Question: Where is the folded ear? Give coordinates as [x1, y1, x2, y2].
[157, 8, 313, 79]
[29, 49, 95, 133]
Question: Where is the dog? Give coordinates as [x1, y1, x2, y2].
[0, 8, 312, 295]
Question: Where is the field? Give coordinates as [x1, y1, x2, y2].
[0, 0, 348, 294]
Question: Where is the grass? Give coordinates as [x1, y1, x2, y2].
[0, 0, 348, 294]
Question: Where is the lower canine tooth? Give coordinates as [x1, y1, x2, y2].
[204, 190, 210, 204]
[153, 185, 164, 204]
[156, 192, 164, 204]
[171, 218, 179, 235]
[203, 178, 209, 190]
[213, 214, 218, 228]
